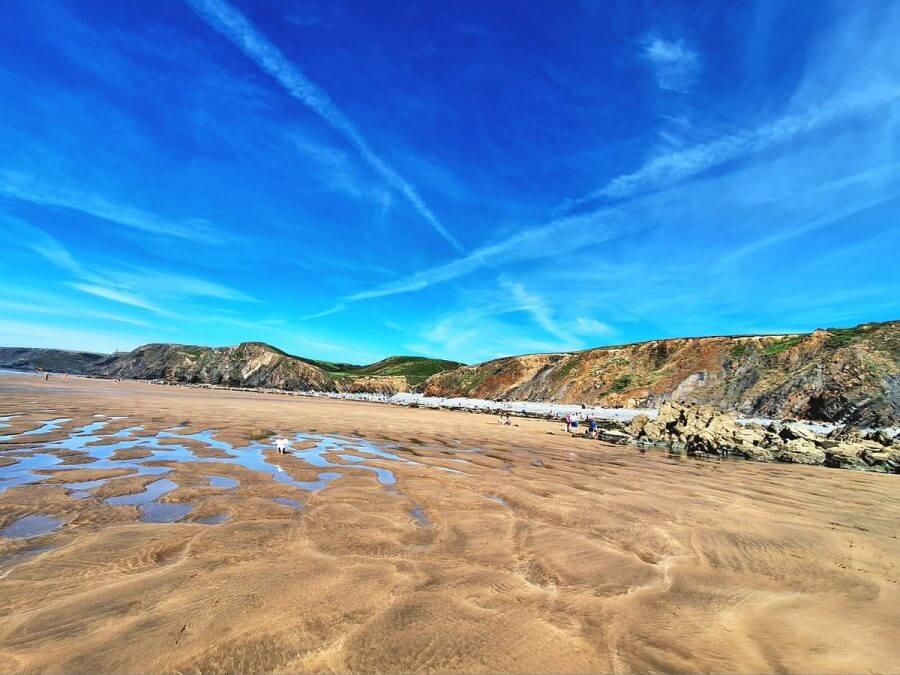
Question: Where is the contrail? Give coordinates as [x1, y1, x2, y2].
[186, 0, 464, 253]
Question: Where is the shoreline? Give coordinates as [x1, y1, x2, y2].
[2, 369, 869, 432]
[3, 371, 897, 473]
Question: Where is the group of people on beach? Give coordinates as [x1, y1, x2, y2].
[564, 412, 599, 438]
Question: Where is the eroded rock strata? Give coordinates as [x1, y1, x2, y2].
[425, 321, 899, 425]
[611, 402, 900, 473]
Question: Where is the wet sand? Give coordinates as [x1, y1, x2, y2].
[0, 374, 898, 673]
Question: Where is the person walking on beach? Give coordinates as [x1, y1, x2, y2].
[565, 413, 572, 434]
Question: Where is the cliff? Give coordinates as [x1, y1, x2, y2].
[0, 347, 108, 374]
[89, 342, 463, 395]
[423, 321, 900, 425]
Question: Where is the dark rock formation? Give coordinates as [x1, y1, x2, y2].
[0, 347, 108, 374]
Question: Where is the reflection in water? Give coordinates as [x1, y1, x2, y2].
[273, 497, 303, 510]
[209, 475, 239, 489]
[410, 506, 430, 527]
[0, 418, 466, 526]
[0, 453, 62, 492]
[0, 418, 72, 442]
[106, 478, 178, 506]
[1, 515, 63, 539]
[140, 502, 193, 523]
[65, 479, 107, 500]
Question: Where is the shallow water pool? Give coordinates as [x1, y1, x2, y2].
[1, 515, 63, 539]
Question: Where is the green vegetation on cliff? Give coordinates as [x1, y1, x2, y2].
[423, 320, 900, 425]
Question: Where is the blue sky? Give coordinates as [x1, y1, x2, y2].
[0, 0, 898, 364]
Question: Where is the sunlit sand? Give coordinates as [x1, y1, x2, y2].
[1, 373, 898, 672]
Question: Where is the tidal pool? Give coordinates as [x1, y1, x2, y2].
[273, 497, 303, 510]
[1, 515, 63, 539]
[3, 418, 72, 440]
[106, 478, 178, 506]
[410, 506, 430, 527]
[0, 418, 457, 525]
[140, 502, 193, 523]
[209, 475, 239, 489]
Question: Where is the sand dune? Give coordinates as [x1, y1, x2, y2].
[0, 374, 897, 672]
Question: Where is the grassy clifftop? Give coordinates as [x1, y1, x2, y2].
[423, 321, 900, 425]
[82, 342, 463, 393]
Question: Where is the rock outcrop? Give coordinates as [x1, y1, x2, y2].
[83, 342, 456, 394]
[93, 342, 337, 391]
[425, 320, 899, 425]
[0, 347, 107, 374]
[624, 401, 899, 473]
[337, 376, 409, 395]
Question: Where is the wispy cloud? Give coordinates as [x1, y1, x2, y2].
[640, 35, 700, 93]
[558, 85, 900, 213]
[718, 189, 895, 266]
[0, 295, 158, 329]
[499, 278, 574, 343]
[69, 283, 166, 314]
[0, 172, 225, 244]
[1, 214, 105, 283]
[407, 301, 578, 363]
[186, 0, 464, 252]
[573, 317, 614, 336]
[108, 268, 257, 303]
[289, 134, 394, 208]
[300, 206, 636, 319]
[301, 302, 346, 320]
[561, 2, 900, 215]
[1, 214, 253, 315]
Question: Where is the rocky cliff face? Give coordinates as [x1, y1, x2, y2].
[2, 341, 461, 394]
[424, 321, 900, 425]
[0, 347, 108, 374]
[90, 342, 440, 395]
[94, 342, 338, 391]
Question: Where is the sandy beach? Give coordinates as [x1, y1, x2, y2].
[1, 373, 898, 673]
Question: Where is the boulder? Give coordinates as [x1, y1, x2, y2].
[864, 429, 896, 447]
[778, 425, 820, 443]
[628, 414, 651, 436]
[619, 401, 894, 472]
[773, 439, 826, 465]
[827, 426, 863, 442]
[598, 429, 631, 445]
[730, 427, 774, 461]
[858, 444, 900, 473]
[823, 444, 870, 471]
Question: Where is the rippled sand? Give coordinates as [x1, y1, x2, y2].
[0, 374, 898, 673]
